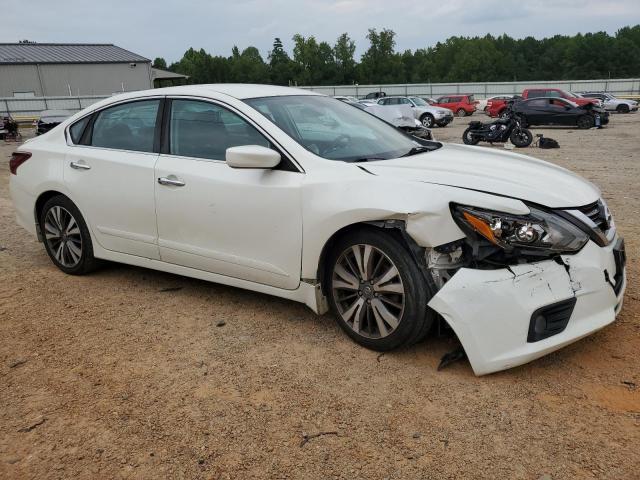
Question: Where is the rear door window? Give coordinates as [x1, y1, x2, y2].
[90, 100, 160, 152]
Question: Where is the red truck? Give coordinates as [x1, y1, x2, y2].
[487, 88, 599, 117]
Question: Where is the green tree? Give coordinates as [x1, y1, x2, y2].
[166, 24, 640, 86]
[229, 46, 270, 83]
[359, 29, 404, 84]
[152, 57, 167, 69]
[269, 38, 295, 85]
[333, 33, 357, 84]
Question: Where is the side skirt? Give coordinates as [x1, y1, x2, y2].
[93, 247, 325, 314]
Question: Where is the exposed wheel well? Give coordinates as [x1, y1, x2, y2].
[34, 191, 66, 240]
[316, 221, 411, 295]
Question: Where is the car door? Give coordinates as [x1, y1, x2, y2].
[436, 97, 449, 109]
[521, 99, 548, 125]
[154, 98, 303, 290]
[549, 99, 577, 125]
[64, 98, 162, 259]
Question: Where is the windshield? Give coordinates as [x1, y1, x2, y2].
[409, 97, 428, 106]
[562, 90, 578, 98]
[245, 95, 440, 162]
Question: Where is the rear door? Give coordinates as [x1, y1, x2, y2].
[154, 98, 303, 290]
[436, 97, 450, 109]
[522, 99, 549, 124]
[64, 98, 162, 259]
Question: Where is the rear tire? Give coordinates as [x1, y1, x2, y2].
[39, 195, 100, 275]
[510, 128, 533, 148]
[577, 115, 594, 129]
[462, 127, 480, 145]
[327, 228, 433, 352]
[420, 113, 434, 128]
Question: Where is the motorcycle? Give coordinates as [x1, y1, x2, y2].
[462, 105, 533, 148]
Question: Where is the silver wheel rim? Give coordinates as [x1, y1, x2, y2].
[332, 244, 405, 339]
[44, 206, 83, 268]
[422, 116, 432, 127]
[457, 110, 466, 117]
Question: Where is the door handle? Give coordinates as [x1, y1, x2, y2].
[70, 161, 91, 170]
[158, 176, 186, 187]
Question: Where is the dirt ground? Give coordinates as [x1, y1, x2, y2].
[0, 112, 639, 480]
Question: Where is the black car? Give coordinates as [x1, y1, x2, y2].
[364, 91, 386, 100]
[511, 98, 609, 129]
[36, 110, 72, 135]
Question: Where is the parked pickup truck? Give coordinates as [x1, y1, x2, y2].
[488, 88, 599, 117]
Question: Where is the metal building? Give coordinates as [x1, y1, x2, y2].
[0, 43, 152, 97]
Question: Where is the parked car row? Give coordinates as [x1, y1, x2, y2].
[376, 96, 454, 127]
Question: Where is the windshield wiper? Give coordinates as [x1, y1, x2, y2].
[401, 146, 433, 157]
[349, 157, 386, 163]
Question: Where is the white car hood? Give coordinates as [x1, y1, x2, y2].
[363, 143, 600, 208]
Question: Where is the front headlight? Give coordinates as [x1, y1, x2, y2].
[453, 205, 589, 254]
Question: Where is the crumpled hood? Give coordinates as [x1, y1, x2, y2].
[364, 143, 600, 208]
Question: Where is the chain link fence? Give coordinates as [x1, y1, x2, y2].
[300, 78, 640, 99]
[3, 78, 639, 119]
[0, 95, 108, 119]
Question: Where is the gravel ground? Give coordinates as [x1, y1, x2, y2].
[1, 113, 639, 480]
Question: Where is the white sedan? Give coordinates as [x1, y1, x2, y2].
[9, 85, 626, 375]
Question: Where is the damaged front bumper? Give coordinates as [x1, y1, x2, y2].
[427, 237, 626, 375]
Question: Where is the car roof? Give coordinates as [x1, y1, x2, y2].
[112, 84, 323, 101]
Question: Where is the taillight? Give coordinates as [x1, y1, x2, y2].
[9, 152, 31, 175]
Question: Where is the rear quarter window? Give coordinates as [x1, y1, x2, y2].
[69, 116, 90, 144]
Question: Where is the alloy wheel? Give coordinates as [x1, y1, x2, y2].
[44, 206, 83, 268]
[331, 244, 405, 339]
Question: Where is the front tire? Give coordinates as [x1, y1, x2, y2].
[39, 195, 99, 275]
[327, 228, 433, 351]
[456, 108, 466, 117]
[577, 115, 595, 129]
[616, 104, 629, 113]
[462, 127, 480, 145]
[420, 113, 434, 128]
[510, 128, 533, 147]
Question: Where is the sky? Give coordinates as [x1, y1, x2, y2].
[3, 0, 640, 63]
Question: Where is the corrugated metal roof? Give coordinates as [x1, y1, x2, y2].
[151, 68, 189, 80]
[0, 43, 150, 65]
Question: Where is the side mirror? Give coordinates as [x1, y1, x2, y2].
[226, 145, 281, 169]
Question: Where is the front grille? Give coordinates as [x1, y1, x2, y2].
[576, 200, 609, 232]
[527, 298, 577, 343]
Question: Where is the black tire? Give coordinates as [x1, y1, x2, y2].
[327, 228, 433, 352]
[420, 113, 434, 128]
[616, 104, 629, 114]
[577, 115, 595, 129]
[456, 108, 466, 117]
[510, 128, 533, 147]
[499, 109, 510, 119]
[39, 195, 100, 275]
[462, 127, 480, 145]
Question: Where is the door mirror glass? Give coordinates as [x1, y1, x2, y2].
[226, 145, 281, 169]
